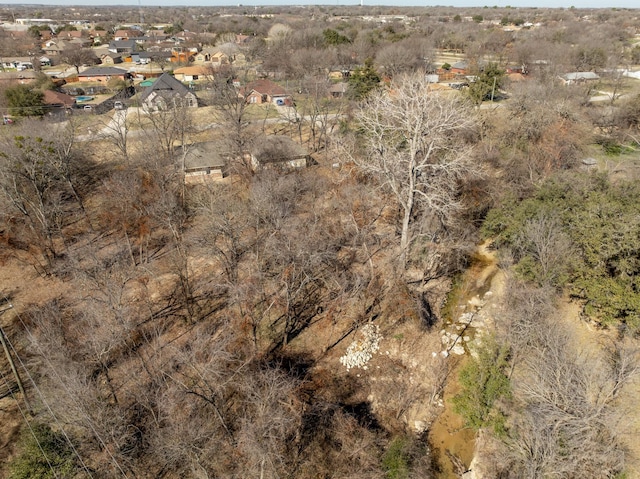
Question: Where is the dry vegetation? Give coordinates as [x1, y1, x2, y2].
[2, 4, 640, 479]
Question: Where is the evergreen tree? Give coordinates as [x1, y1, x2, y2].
[5, 84, 45, 117]
[347, 58, 381, 101]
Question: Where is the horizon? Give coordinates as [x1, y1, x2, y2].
[1, 0, 639, 9]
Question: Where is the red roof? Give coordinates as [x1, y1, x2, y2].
[244, 79, 287, 97]
[43, 90, 75, 108]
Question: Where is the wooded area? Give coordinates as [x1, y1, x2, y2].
[1, 4, 640, 479]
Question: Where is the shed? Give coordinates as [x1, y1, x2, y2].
[248, 135, 311, 171]
[176, 141, 227, 182]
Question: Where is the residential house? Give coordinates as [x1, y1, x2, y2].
[193, 48, 230, 67]
[0, 71, 37, 85]
[328, 66, 352, 80]
[43, 89, 75, 113]
[1, 57, 33, 70]
[241, 79, 290, 105]
[108, 40, 137, 55]
[170, 51, 194, 64]
[114, 29, 142, 41]
[193, 47, 216, 64]
[175, 31, 197, 42]
[42, 40, 68, 56]
[506, 64, 526, 74]
[247, 135, 311, 171]
[176, 141, 227, 183]
[89, 30, 108, 45]
[57, 30, 84, 40]
[101, 53, 123, 65]
[144, 30, 169, 43]
[560, 72, 600, 85]
[77, 66, 130, 83]
[130, 52, 153, 64]
[449, 61, 469, 75]
[210, 51, 229, 66]
[42, 38, 88, 56]
[329, 82, 348, 98]
[138, 72, 198, 111]
[173, 66, 212, 83]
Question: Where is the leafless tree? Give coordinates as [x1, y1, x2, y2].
[375, 37, 433, 78]
[60, 45, 98, 74]
[97, 110, 133, 164]
[351, 73, 480, 267]
[515, 213, 574, 287]
[294, 78, 346, 154]
[141, 101, 195, 166]
[489, 281, 639, 479]
[208, 68, 254, 176]
[0, 128, 68, 271]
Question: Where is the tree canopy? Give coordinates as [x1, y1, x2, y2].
[5, 84, 45, 117]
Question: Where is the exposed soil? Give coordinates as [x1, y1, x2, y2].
[428, 240, 505, 478]
[428, 359, 476, 478]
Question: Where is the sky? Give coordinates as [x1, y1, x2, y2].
[1, 0, 638, 11]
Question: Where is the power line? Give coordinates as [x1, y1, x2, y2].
[1, 307, 94, 478]
[3, 296, 130, 478]
[0, 366, 61, 479]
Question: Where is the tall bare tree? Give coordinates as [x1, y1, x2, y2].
[351, 73, 479, 267]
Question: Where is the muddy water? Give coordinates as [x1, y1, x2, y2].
[428, 241, 500, 478]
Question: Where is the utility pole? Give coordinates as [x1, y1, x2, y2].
[0, 303, 31, 413]
[490, 76, 497, 102]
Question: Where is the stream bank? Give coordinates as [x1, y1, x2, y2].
[428, 240, 504, 478]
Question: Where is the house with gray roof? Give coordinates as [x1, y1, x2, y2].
[176, 141, 228, 183]
[138, 72, 198, 111]
[108, 40, 137, 54]
[247, 135, 311, 171]
[77, 66, 130, 83]
[560, 72, 600, 85]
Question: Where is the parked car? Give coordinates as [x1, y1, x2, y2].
[114, 101, 125, 110]
[83, 105, 93, 112]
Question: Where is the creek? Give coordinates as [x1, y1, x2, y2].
[428, 240, 501, 478]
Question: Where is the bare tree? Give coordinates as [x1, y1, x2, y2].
[97, 110, 132, 164]
[515, 213, 574, 287]
[0, 129, 67, 271]
[488, 281, 640, 479]
[351, 73, 480, 267]
[60, 45, 98, 74]
[208, 68, 254, 176]
[375, 37, 433, 78]
[141, 101, 195, 166]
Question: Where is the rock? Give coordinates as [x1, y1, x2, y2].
[484, 291, 493, 297]
[468, 296, 483, 307]
[451, 343, 465, 355]
[414, 420, 428, 433]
